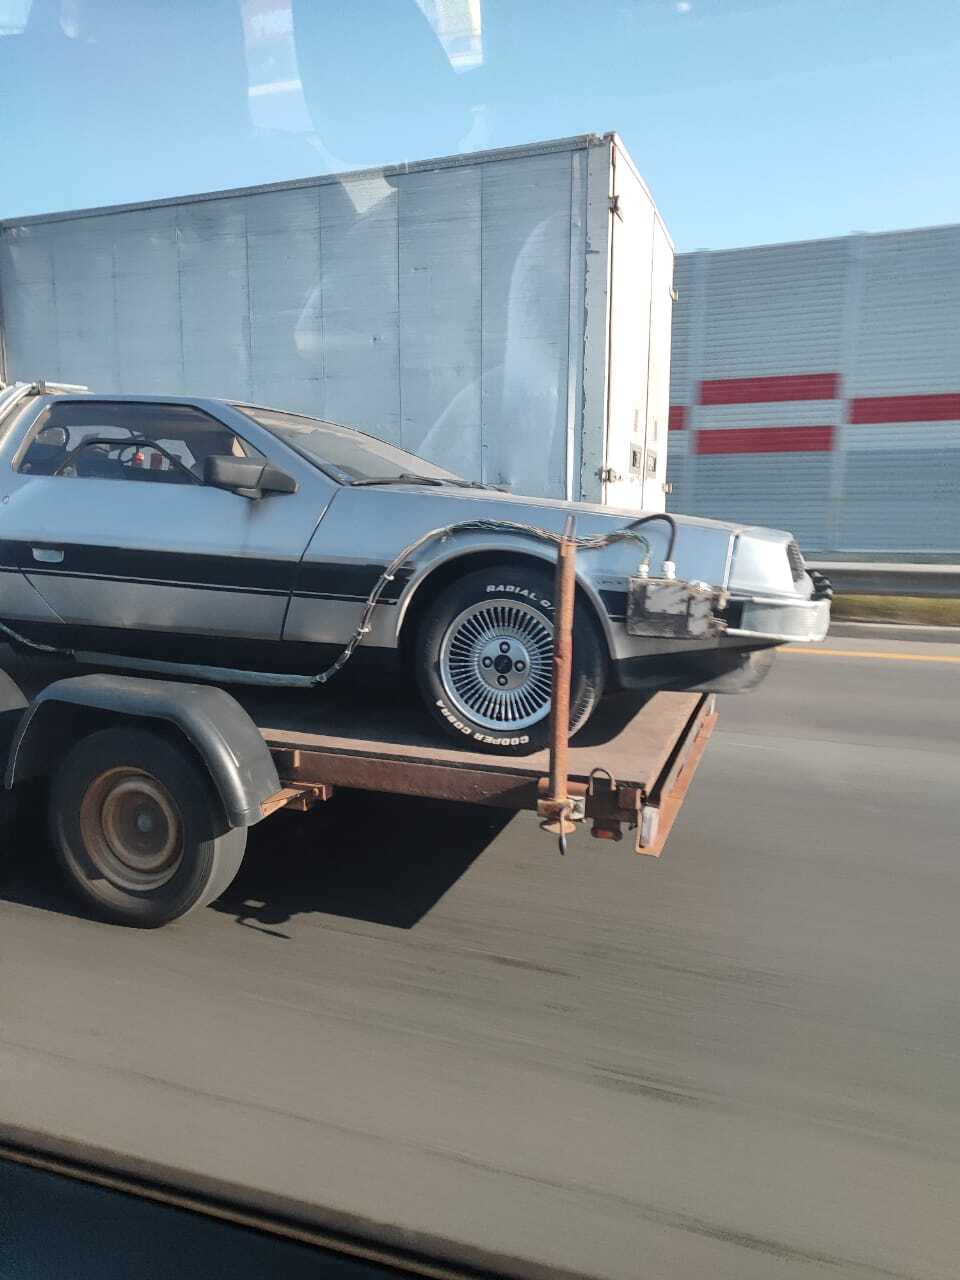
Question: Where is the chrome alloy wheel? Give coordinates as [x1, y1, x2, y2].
[439, 598, 555, 730]
[79, 767, 184, 892]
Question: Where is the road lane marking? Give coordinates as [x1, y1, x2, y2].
[783, 647, 960, 664]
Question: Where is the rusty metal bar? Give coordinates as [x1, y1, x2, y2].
[259, 782, 335, 818]
[281, 752, 542, 808]
[538, 516, 579, 852]
[634, 698, 718, 857]
[548, 515, 577, 802]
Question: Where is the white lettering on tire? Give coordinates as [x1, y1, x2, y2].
[484, 584, 553, 610]
[435, 700, 529, 746]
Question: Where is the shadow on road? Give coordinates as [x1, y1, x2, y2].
[212, 792, 514, 935]
[0, 783, 105, 925]
[0, 789, 513, 934]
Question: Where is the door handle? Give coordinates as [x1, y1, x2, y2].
[32, 547, 64, 564]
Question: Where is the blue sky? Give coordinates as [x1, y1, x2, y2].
[1, 0, 957, 249]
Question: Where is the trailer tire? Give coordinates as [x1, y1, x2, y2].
[0, 789, 21, 873]
[49, 726, 247, 927]
[415, 564, 605, 754]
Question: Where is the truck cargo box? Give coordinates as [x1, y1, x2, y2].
[0, 134, 674, 509]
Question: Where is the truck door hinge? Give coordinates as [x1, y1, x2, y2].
[609, 194, 622, 220]
[597, 466, 622, 483]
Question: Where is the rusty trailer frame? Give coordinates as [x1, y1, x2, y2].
[259, 689, 716, 857]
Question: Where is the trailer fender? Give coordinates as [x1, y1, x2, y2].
[0, 672, 29, 852]
[4, 674, 279, 828]
[0, 669, 28, 770]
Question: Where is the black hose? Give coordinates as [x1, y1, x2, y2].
[622, 512, 677, 562]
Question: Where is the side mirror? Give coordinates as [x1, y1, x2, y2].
[36, 426, 68, 448]
[203, 455, 298, 497]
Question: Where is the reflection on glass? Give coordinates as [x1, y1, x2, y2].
[414, 0, 483, 72]
[241, 0, 313, 135]
[0, 0, 32, 36]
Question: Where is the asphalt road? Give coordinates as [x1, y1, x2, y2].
[1, 637, 959, 1280]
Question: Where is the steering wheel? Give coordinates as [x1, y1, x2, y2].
[114, 440, 201, 483]
[54, 436, 200, 483]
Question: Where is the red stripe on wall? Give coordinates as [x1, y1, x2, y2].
[696, 426, 835, 455]
[849, 393, 960, 423]
[668, 405, 687, 430]
[699, 373, 840, 405]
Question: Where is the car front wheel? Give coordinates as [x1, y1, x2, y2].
[415, 564, 606, 754]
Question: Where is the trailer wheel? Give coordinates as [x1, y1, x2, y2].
[49, 727, 247, 927]
[415, 564, 605, 754]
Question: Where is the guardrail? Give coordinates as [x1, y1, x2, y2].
[808, 562, 960, 598]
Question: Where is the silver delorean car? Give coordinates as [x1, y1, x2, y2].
[0, 382, 830, 754]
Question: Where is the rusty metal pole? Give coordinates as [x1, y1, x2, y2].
[548, 515, 577, 799]
[539, 515, 578, 853]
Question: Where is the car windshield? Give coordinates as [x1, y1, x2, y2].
[235, 405, 467, 486]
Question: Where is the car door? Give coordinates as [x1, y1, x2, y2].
[2, 398, 335, 667]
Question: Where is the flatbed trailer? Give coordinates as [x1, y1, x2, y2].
[0, 655, 715, 926]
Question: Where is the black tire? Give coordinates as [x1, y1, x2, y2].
[415, 563, 606, 754]
[49, 726, 247, 927]
[0, 788, 21, 873]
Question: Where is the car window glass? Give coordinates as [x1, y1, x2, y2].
[236, 405, 462, 484]
[18, 401, 263, 483]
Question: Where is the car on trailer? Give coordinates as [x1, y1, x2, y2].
[0, 381, 830, 755]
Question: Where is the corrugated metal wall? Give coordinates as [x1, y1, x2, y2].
[667, 224, 960, 555]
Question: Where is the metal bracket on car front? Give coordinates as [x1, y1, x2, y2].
[626, 576, 726, 639]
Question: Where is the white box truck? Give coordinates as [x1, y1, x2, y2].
[0, 133, 674, 509]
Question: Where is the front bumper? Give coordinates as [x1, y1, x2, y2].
[725, 595, 831, 644]
[608, 587, 830, 694]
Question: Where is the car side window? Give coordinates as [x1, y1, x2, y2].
[17, 401, 264, 484]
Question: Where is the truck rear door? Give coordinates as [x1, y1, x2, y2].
[601, 144, 675, 513]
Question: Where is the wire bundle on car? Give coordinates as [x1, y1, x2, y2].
[309, 512, 676, 687]
[0, 512, 678, 689]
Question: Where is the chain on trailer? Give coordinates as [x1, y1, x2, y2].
[0, 512, 679, 686]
